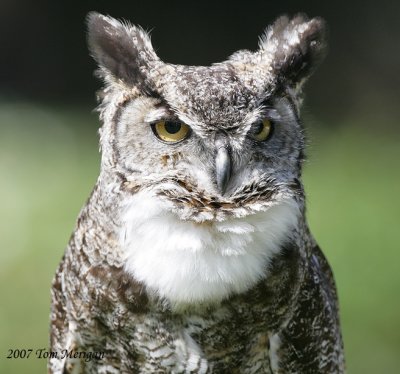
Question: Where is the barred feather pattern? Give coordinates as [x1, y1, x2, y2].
[50, 175, 344, 373]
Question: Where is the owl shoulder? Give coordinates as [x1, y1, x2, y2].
[86, 264, 149, 314]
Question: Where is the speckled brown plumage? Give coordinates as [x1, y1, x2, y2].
[49, 12, 344, 373]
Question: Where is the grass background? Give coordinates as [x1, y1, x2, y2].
[0, 102, 399, 373]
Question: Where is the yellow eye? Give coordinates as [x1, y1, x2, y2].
[152, 121, 191, 143]
[252, 119, 273, 141]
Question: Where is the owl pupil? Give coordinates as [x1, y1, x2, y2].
[255, 122, 263, 134]
[165, 122, 181, 134]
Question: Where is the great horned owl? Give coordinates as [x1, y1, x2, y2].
[49, 12, 345, 373]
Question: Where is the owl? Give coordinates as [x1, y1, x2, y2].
[49, 12, 345, 373]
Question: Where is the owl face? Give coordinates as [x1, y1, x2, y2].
[88, 13, 326, 221]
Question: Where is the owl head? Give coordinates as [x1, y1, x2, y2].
[87, 12, 326, 222]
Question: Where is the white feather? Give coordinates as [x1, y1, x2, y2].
[269, 333, 282, 371]
[120, 190, 299, 306]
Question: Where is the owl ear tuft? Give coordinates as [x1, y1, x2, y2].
[259, 14, 327, 89]
[87, 12, 159, 91]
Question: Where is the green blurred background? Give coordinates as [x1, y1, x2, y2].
[0, 1, 399, 373]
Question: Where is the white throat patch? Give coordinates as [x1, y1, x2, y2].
[120, 190, 299, 306]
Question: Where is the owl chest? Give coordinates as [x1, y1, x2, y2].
[120, 192, 298, 305]
[132, 307, 273, 373]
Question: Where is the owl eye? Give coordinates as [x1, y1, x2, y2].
[151, 121, 191, 143]
[251, 119, 273, 142]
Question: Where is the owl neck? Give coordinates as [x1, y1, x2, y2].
[77, 173, 309, 308]
[119, 189, 305, 307]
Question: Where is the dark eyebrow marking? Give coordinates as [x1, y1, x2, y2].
[258, 100, 282, 122]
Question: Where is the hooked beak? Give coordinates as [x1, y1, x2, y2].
[215, 133, 232, 195]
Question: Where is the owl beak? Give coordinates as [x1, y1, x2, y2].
[215, 134, 232, 196]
